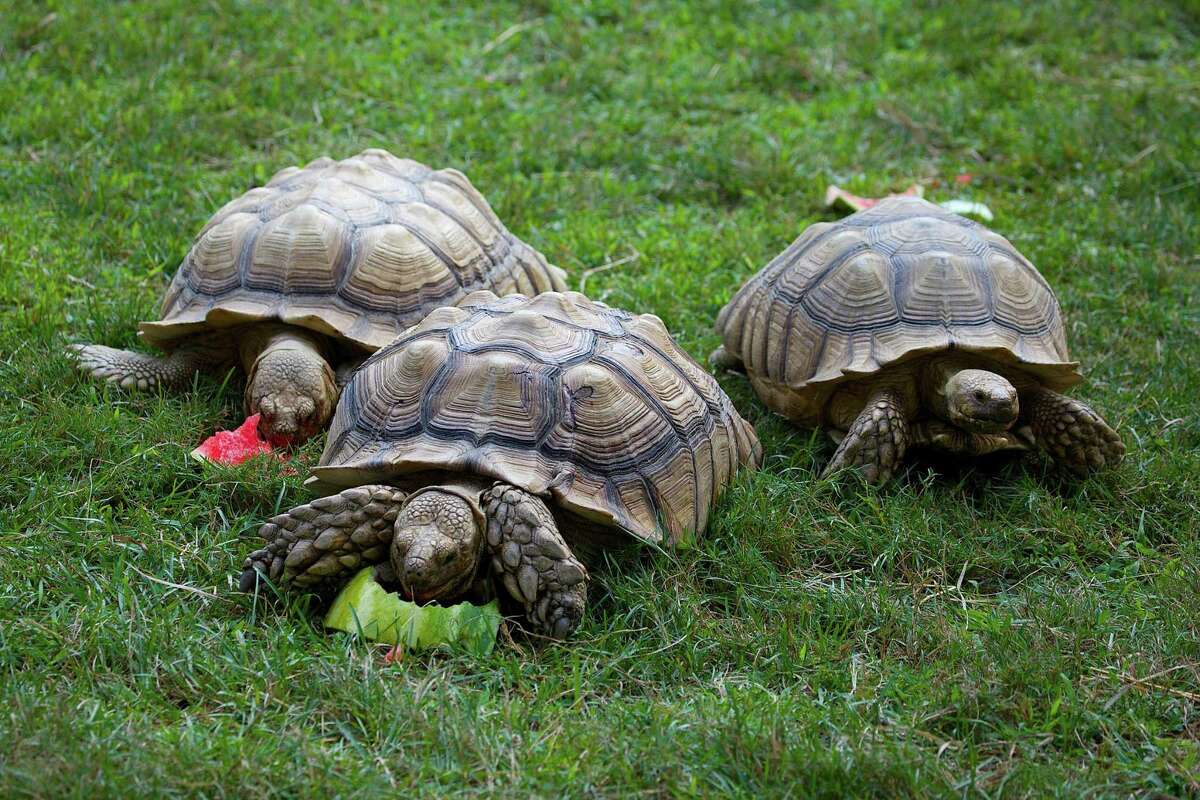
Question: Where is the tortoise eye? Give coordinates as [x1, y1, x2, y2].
[973, 390, 988, 402]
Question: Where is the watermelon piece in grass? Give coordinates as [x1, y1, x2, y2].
[190, 414, 278, 465]
[324, 567, 501, 658]
[824, 183, 924, 213]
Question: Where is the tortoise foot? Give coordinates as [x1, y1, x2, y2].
[238, 485, 406, 593]
[822, 387, 912, 484]
[484, 484, 588, 640]
[1024, 388, 1124, 475]
[69, 344, 192, 391]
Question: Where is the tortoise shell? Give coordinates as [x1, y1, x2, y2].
[716, 197, 1081, 424]
[313, 291, 762, 546]
[140, 149, 566, 351]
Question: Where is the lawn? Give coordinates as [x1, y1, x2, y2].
[1, 1, 1198, 796]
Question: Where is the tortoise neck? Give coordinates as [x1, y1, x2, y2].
[920, 355, 977, 422]
[237, 323, 329, 373]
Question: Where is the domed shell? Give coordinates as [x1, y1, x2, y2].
[140, 149, 566, 350]
[717, 197, 1080, 419]
[313, 291, 762, 546]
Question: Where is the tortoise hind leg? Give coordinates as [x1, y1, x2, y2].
[708, 345, 744, 373]
[1022, 387, 1124, 475]
[483, 484, 588, 640]
[238, 485, 407, 593]
[822, 387, 913, 484]
[68, 341, 218, 391]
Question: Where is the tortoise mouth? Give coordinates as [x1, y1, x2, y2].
[258, 418, 321, 449]
[400, 564, 475, 605]
[405, 585, 452, 604]
[950, 405, 1017, 434]
[262, 427, 300, 449]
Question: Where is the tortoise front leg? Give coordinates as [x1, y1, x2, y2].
[238, 485, 407, 593]
[1021, 387, 1124, 475]
[822, 387, 914, 484]
[68, 338, 227, 391]
[483, 484, 588, 640]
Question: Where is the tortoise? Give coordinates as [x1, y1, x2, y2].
[69, 149, 566, 445]
[712, 197, 1124, 483]
[238, 290, 761, 639]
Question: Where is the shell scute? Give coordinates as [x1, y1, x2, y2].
[343, 223, 459, 315]
[803, 250, 898, 332]
[202, 188, 273, 234]
[420, 179, 503, 250]
[308, 179, 391, 226]
[184, 212, 258, 297]
[892, 248, 991, 328]
[449, 308, 597, 364]
[246, 205, 347, 295]
[424, 351, 558, 445]
[396, 201, 490, 279]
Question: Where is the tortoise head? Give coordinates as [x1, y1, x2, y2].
[944, 369, 1019, 434]
[245, 340, 338, 447]
[390, 487, 485, 603]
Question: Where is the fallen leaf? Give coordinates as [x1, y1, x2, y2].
[939, 199, 994, 221]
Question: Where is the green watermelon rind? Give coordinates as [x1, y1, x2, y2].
[323, 568, 500, 657]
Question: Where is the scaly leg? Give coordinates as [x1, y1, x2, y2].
[238, 485, 407, 593]
[708, 345, 745, 373]
[483, 484, 588, 639]
[1022, 386, 1124, 475]
[68, 339, 225, 391]
[822, 387, 913, 484]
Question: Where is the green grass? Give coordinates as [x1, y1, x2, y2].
[1, 0, 1198, 796]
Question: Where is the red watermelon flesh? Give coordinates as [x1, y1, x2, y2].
[824, 184, 923, 212]
[191, 414, 278, 465]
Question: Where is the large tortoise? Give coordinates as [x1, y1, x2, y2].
[713, 197, 1124, 483]
[70, 149, 566, 444]
[239, 291, 761, 638]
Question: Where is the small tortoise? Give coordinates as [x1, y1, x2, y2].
[70, 149, 566, 444]
[713, 197, 1124, 483]
[239, 291, 761, 638]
